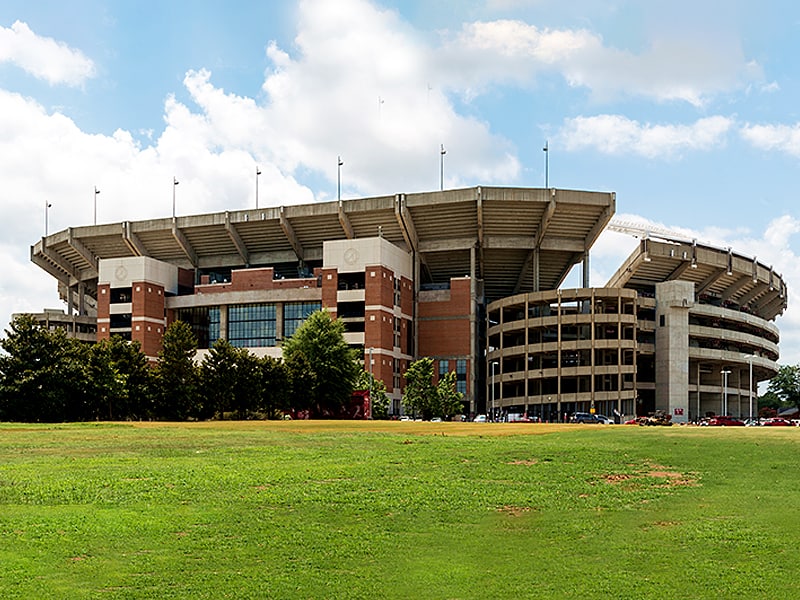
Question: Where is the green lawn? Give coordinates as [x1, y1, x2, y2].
[0, 421, 798, 599]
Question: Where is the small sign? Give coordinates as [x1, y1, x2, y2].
[674, 408, 684, 416]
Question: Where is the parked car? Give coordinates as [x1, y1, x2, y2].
[473, 414, 487, 423]
[707, 415, 745, 427]
[763, 418, 793, 426]
[571, 412, 599, 424]
[594, 414, 614, 424]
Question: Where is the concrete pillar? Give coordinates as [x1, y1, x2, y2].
[654, 281, 694, 423]
[582, 251, 590, 288]
[219, 305, 228, 341]
[78, 283, 86, 316]
[275, 302, 284, 343]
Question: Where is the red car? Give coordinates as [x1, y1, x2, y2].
[707, 416, 745, 427]
[763, 418, 793, 426]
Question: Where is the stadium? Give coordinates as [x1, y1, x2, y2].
[29, 186, 786, 422]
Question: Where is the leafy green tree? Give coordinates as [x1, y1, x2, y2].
[357, 369, 389, 419]
[766, 365, 800, 407]
[106, 336, 154, 420]
[85, 336, 152, 420]
[402, 357, 438, 419]
[282, 310, 361, 417]
[258, 355, 291, 418]
[402, 358, 464, 420]
[436, 370, 464, 418]
[200, 339, 242, 419]
[200, 339, 265, 419]
[153, 321, 200, 420]
[0, 315, 89, 422]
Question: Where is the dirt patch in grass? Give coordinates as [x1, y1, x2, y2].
[497, 505, 534, 517]
[602, 463, 699, 489]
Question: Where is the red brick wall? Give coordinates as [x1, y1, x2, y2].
[194, 267, 319, 294]
[131, 281, 166, 358]
[364, 265, 394, 308]
[96, 283, 110, 341]
[418, 278, 472, 367]
[320, 268, 338, 313]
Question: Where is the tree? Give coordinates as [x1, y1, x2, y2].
[282, 310, 361, 417]
[436, 370, 464, 418]
[258, 355, 291, 418]
[85, 336, 153, 420]
[0, 315, 89, 422]
[153, 321, 200, 420]
[105, 336, 154, 420]
[200, 339, 265, 419]
[766, 365, 800, 408]
[357, 369, 389, 419]
[402, 357, 438, 419]
[402, 358, 464, 420]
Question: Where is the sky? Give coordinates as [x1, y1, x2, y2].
[1, 0, 800, 365]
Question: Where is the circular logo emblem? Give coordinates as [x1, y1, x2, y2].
[344, 247, 359, 265]
[115, 265, 128, 281]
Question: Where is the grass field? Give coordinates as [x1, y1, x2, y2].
[1, 421, 799, 599]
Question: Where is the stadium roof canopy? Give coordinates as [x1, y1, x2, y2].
[32, 186, 615, 304]
[607, 235, 787, 321]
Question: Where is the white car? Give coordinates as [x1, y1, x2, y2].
[473, 414, 487, 422]
[595, 414, 614, 424]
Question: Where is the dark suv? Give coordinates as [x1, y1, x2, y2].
[571, 412, 599, 424]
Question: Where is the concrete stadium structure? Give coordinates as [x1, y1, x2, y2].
[29, 186, 786, 421]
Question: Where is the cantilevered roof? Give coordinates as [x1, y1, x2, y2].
[32, 186, 615, 304]
[607, 236, 787, 321]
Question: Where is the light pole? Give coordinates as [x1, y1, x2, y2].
[368, 347, 374, 419]
[747, 356, 756, 421]
[721, 369, 731, 415]
[45, 200, 52, 236]
[255, 166, 261, 209]
[439, 144, 446, 191]
[491, 360, 497, 421]
[337, 156, 343, 201]
[94, 186, 100, 225]
[172, 177, 179, 218]
[543, 140, 549, 188]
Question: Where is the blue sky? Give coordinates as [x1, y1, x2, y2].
[1, 0, 800, 364]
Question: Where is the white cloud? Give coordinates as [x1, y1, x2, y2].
[252, 0, 520, 196]
[0, 21, 95, 86]
[557, 114, 733, 158]
[439, 19, 759, 106]
[740, 122, 800, 157]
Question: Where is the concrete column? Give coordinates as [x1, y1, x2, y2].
[219, 305, 228, 341]
[532, 248, 540, 292]
[654, 281, 694, 423]
[582, 251, 590, 288]
[275, 302, 284, 343]
[78, 283, 86, 317]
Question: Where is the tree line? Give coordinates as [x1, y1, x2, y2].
[0, 311, 463, 423]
